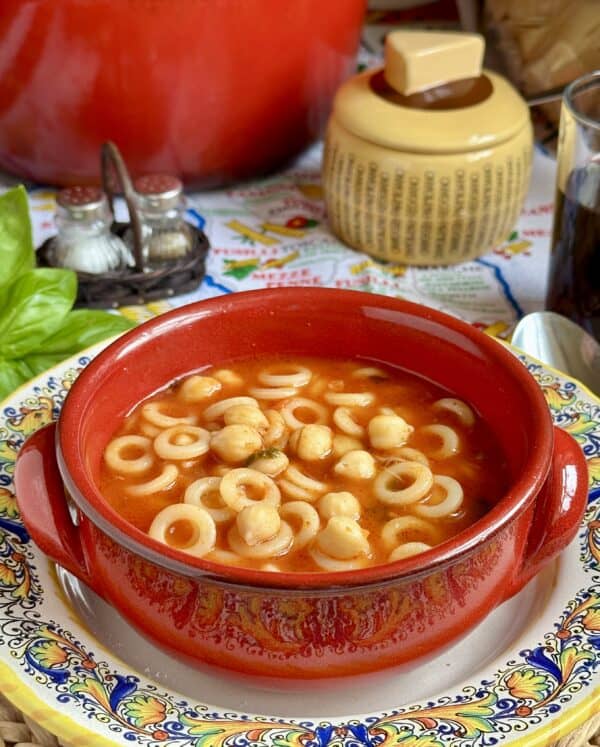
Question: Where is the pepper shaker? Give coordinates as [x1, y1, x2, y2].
[125, 175, 193, 267]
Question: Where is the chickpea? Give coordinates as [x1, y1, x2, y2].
[236, 503, 281, 546]
[334, 450, 376, 479]
[316, 516, 370, 560]
[213, 369, 244, 387]
[224, 404, 269, 430]
[247, 448, 289, 476]
[178, 375, 221, 402]
[211, 424, 262, 463]
[368, 415, 413, 450]
[289, 424, 333, 460]
[318, 491, 361, 521]
[332, 433, 364, 457]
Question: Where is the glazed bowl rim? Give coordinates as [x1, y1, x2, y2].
[56, 287, 553, 590]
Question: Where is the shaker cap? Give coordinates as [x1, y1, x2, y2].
[134, 174, 183, 210]
[56, 186, 108, 219]
[331, 31, 531, 154]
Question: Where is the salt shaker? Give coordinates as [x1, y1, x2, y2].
[126, 175, 193, 266]
[49, 186, 134, 274]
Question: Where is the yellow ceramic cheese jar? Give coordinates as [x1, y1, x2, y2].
[322, 31, 533, 265]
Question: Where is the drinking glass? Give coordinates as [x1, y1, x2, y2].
[545, 71, 600, 339]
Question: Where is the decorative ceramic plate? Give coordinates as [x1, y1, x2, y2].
[0, 340, 599, 747]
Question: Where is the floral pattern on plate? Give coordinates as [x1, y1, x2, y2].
[0, 348, 599, 747]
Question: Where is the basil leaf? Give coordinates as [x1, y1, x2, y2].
[37, 309, 135, 354]
[0, 268, 76, 358]
[19, 352, 67, 377]
[0, 359, 35, 402]
[0, 186, 34, 289]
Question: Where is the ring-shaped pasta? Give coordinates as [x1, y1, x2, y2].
[413, 475, 464, 518]
[279, 501, 320, 549]
[126, 464, 179, 496]
[258, 365, 312, 388]
[433, 398, 476, 427]
[352, 367, 389, 379]
[206, 548, 244, 565]
[139, 422, 162, 438]
[380, 515, 440, 550]
[378, 447, 430, 468]
[324, 391, 375, 407]
[285, 465, 328, 493]
[333, 407, 365, 438]
[219, 468, 281, 512]
[420, 424, 460, 459]
[248, 386, 299, 400]
[142, 402, 197, 428]
[148, 503, 216, 557]
[309, 546, 367, 571]
[391, 447, 430, 466]
[278, 479, 313, 502]
[388, 542, 432, 562]
[305, 376, 328, 398]
[227, 520, 293, 559]
[153, 425, 210, 460]
[263, 409, 288, 449]
[184, 477, 234, 522]
[203, 397, 259, 422]
[104, 435, 154, 475]
[373, 461, 434, 506]
[280, 398, 329, 429]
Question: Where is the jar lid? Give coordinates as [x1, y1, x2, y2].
[332, 32, 530, 154]
[134, 174, 183, 210]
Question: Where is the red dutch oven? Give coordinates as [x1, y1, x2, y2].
[0, 0, 366, 186]
[14, 289, 588, 678]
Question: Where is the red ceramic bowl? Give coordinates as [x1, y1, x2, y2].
[0, 0, 365, 186]
[15, 289, 588, 679]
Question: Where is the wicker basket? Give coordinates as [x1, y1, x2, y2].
[36, 142, 210, 308]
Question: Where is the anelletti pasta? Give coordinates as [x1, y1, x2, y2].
[99, 356, 507, 572]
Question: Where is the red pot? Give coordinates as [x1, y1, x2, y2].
[0, 0, 366, 187]
[15, 289, 588, 678]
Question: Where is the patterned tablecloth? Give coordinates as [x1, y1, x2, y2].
[3, 115, 600, 747]
[18, 142, 556, 338]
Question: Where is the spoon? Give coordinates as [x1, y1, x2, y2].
[511, 311, 600, 395]
[525, 85, 564, 107]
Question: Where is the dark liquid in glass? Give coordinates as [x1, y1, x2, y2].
[546, 167, 600, 340]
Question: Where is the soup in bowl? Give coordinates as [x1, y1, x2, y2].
[15, 288, 588, 679]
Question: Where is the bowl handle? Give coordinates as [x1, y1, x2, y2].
[15, 422, 95, 590]
[503, 426, 589, 600]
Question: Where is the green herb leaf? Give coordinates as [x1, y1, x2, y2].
[0, 188, 139, 401]
[18, 353, 66, 378]
[36, 309, 135, 355]
[246, 447, 281, 466]
[0, 186, 35, 289]
[0, 268, 76, 358]
[0, 359, 35, 402]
